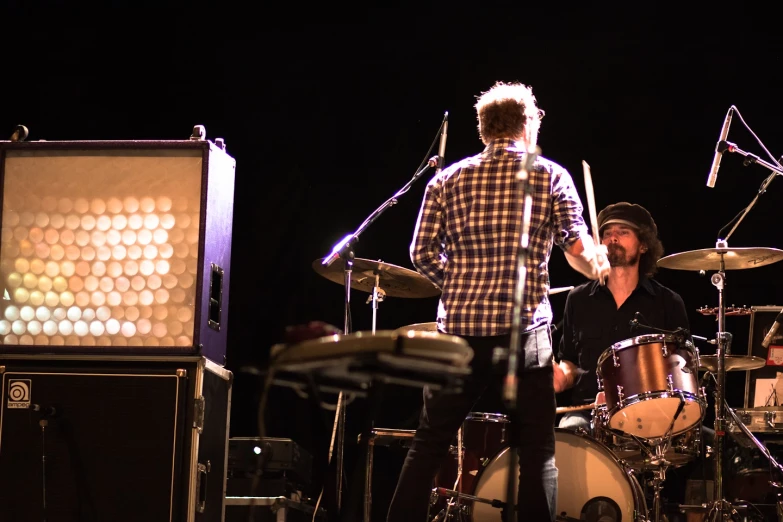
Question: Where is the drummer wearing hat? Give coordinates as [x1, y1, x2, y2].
[553, 202, 690, 426]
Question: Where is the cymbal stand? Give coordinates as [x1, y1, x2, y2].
[320, 152, 441, 522]
[705, 247, 735, 521]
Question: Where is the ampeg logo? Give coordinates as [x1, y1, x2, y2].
[7, 380, 31, 409]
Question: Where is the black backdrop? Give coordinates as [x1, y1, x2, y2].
[4, 5, 783, 518]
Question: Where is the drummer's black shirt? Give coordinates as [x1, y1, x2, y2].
[557, 276, 690, 405]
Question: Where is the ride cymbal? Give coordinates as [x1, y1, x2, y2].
[657, 247, 783, 271]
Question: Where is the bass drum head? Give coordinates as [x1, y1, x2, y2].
[472, 429, 646, 522]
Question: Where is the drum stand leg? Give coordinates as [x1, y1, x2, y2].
[341, 379, 387, 522]
[646, 396, 685, 522]
[650, 448, 671, 522]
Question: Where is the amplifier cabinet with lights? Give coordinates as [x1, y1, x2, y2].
[0, 139, 235, 365]
[0, 354, 232, 522]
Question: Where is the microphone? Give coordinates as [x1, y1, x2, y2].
[436, 112, 448, 173]
[322, 233, 355, 268]
[706, 106, 734, 188]
[629, 311, 644, 330]
[762, 309, 783, 349]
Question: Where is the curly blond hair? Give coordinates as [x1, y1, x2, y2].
[475, 81, 541, 145]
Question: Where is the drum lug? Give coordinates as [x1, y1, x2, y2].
[661, 340, 669, 357]
[667, 374, 674, 392]
[612, 345, 620, 367]
[617, 385, 625, 408]
[597, 373, 603, 391]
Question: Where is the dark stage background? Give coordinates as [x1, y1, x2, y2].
[4, 6, 783, 519]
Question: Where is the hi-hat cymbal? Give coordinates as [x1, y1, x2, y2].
[313, 257, 441, 298]
[699, 355, 766, 372]
[657, 247, 783, 271]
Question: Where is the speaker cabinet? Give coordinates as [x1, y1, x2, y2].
[0, 139, 235, 365]
[0, 354, 232, 522]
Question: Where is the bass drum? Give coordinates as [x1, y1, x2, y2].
[472, 429, 647, 522]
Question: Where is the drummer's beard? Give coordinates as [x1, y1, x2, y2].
[607, 243, 640, 268]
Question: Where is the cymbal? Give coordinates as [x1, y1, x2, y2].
[699, 355, 766, 372]
[657, 247, 783, 271]
[395, 322, 438, 332]
[313, 257, 441, 298]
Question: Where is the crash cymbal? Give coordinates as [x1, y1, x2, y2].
[313, 257, 441, 298]
[657, 247, 783, 271]
[698, 355, 766, 372]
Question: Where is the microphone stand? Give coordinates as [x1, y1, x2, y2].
[501, 144, 540, 522]
[718, 144, 783, 241]
[319, 153, 441, 521]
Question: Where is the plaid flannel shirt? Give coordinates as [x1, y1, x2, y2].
[410, 138, 588, 336]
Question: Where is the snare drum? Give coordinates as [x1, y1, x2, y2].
[597, 333, 705, 439]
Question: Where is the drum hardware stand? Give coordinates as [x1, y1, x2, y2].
[607, 391, 685, 522]
[649, 449, 671, 522]
[647, 394, 687, 522]
[430, 487, 506, 518]
[365, 274, 386, 334]
[319, 150, 442, 522]
[429, 424, 467, 522]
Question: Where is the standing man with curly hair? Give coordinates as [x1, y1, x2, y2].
[386, 81, 611, 522]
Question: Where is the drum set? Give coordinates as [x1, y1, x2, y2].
[281, 240, 783, 522]
[426, 330, 701, 522]
[414, 243, 783, 522]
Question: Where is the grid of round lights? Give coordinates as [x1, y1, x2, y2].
[0, 195, 200, 347]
